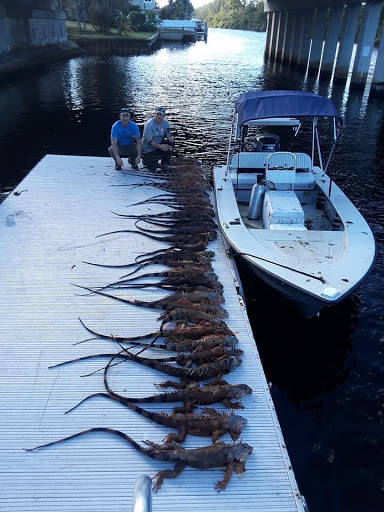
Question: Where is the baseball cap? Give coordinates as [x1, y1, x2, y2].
[155, 107, 166, 114]
[120, 108, 131, 115]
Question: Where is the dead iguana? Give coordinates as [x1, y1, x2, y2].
[26, 427, 253, 491]
[66, 381, 253, 414]
[83, 335, 239, 355]
[149, 346, 243, 367]
[50, 351, 242, 387]
[66, 394, 247, 443]
[77, 317, 235, 347]
[73, 284, 228, 318]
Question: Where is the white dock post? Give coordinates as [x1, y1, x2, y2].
[132, 475, 152, 512]
[334, 4, 361, 82]
[320, 5, 343, 76]
[351, 1, 382, 87]
[308, 7, 328, 74]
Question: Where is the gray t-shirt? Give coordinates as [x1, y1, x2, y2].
[142, 118, 171, 154]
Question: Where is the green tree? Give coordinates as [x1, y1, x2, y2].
[195, 0, 266, 31]
[89, 0, 116, 33]
[160, 0, 194, 20]
[63, 0, 91, 30]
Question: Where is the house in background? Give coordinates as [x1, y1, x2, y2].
[131, 0, 157, 10]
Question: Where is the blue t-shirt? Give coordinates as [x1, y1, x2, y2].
[111, 120, 140, 146]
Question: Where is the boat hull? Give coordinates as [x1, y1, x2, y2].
[213, 164, 376, 319]
[239, 253, 333, 318]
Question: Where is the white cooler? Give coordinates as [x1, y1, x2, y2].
[262, 190, 306, 229]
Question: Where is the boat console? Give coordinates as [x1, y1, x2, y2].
[262, 190, 306, 230]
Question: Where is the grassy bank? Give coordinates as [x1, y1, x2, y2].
[66, 20, 155, 40]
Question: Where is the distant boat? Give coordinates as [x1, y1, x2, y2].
[213, 90, 376, 318]
[191, 17, 208, 40]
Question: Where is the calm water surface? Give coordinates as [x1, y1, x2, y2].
[1, 29, 383, 511]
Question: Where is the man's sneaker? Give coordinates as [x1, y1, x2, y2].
[115, 164, 122, 170]
[128, 157, 139, 170]
[161, 164, 170, 171]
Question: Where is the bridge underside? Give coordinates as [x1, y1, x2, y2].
[263, 1, 384, 92]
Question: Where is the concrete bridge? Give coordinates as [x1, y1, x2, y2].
[264, 0, 384, 92]
[0, 0, 66, 54]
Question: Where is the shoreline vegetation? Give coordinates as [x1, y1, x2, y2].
[195, 0, 266, 32]
[65, 20, 156, 41]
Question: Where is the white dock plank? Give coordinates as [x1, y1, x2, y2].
[0, 155, 305, 511]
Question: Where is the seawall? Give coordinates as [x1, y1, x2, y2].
[73, 33, 160, 55]
[0, 40, 84, 84]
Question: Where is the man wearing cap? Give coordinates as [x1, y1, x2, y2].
[142, 107, 174, 171]
[108, 108, 142, 170]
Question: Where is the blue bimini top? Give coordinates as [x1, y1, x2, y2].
[235, 90, 343, 127]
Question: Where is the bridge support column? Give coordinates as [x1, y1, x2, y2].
[351, 2, 382, 87]
[371, 24, 384, 93]
[320, 5, 343, 77]
[283, 10, 296, 65]
[268, 11, 279, 61]
[334, 4, 360, 82]
[291, 10, 305, 66]
[264, 12, 273, 60]
[308, 7, 328, 74]
[275, 11, 287, 62]
[297, 8, 315, 70]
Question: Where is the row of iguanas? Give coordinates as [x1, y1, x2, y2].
[27, 157, 254, 494]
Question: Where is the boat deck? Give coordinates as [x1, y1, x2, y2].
[0, 155, 306, 511]
[238, 200, 335, 232]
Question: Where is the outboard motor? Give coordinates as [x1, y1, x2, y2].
[252, 133, 280, 152]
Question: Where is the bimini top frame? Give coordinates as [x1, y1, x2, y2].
[228, 90, 343, 174]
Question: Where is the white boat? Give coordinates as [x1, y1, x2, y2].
[213, 90, 376, 318]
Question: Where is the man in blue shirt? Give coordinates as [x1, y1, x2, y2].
[108, 108, 142, 170]
[142, 107, 174, 171]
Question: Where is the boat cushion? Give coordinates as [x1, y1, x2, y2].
[265, 168, 296, 190]
[231, 171, 315, 190]
[230, 152, 312, 171]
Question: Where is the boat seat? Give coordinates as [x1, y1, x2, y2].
[294, 172, 316, 188]
[229, 152, 312, 172]
[231, 172, 315, 190]
[265, 152, 296, 190]
[229, 152, 272, 171]
[230, 152, 315, 190]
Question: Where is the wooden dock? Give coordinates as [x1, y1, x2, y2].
[0, 155, 307, 511]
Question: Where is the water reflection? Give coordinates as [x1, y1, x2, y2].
[63, 59, 84, 111]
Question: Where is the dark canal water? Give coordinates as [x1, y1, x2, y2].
[1, 28, 383, 511]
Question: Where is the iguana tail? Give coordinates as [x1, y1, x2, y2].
[65, 390, 186, 414]
[25, 427, 146, 455]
